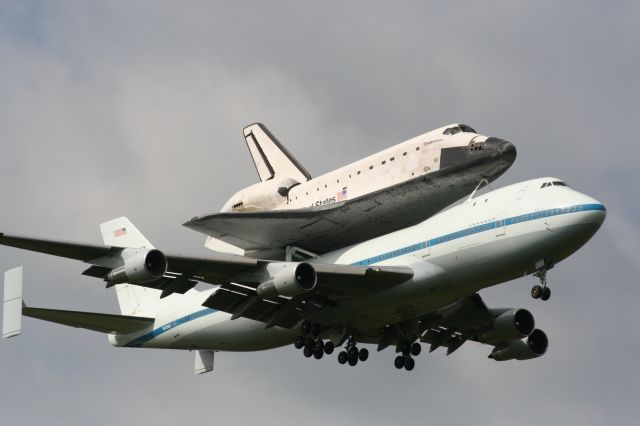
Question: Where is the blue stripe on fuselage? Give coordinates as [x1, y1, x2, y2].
[350, 203, 605, 266]
[124, 307, 217, 347]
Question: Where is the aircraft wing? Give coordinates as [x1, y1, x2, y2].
[0, 232, 414, 326]
[183, 164, 488, 254]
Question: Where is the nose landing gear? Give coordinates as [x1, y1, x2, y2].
[531, 261, 553, 301]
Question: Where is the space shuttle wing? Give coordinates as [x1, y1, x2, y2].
[185, 167, 478, 254]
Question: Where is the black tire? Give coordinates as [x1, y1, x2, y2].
[348, 355, 358, 366]
[531, 285, 543, 299]
[348, 346, 359, 358]
[304, 337, 314, 350]
[541, 287, 551, 301]
[358, 348, 369, 362]
[300, 320, 311, 335]
[303, 346, 313, 358]
[313, 348, 324, 359]
[338, 351, 348, 364]
[294, 336, 305, 349]
[404, 357, 415, 371]
[411, 343, 422, 357]
[313, 339, 325, 352]
[311, 323, 322, 337]
[324, 341, 335, 355]
[394, 356, 405, 369]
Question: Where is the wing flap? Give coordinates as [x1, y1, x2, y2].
[0, 233, 112, 260]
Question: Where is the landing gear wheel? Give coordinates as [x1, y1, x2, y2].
[394, 356, 405, 369]
[358, 348, 369, 362]
[324, 341, 335, 355]
[303, 347, 313, 358]
[411, 343, 422, 356]
[404, 357, 415, 371]
[338, 351, 348, 364]
[300, 320, 311, 335]
[347, 346, 359, 358]
[313, 348, 324, 359]
[541, 286, 551, 301]
[294, 336, 305, 349]
[313, 339, 325, 353]
[304, 337, 314, 350]
[347, 355, 358, 366]
[531, 285, 543, 299]
[311, 323, 322, 337]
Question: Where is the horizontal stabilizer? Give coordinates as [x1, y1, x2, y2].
[23, 307, 155, 334]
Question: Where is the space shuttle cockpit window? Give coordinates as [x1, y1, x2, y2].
[459, 124, 477, 133]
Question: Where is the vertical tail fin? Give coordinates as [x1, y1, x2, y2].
[243, 123, 311, 183]
[100, 217, 161, 315]
[2, 267, 23, 338]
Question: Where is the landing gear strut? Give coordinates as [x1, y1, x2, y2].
[531, 261, 553, 301]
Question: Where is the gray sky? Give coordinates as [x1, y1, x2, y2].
[1, 1, 638, 425]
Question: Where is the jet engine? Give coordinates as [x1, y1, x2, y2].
[480, 309, 535, 343]
[221, 178, 300, 212]
[106, 248, 168, 285]
[488, 329, 548, 361]
[256, 262, 317, 298]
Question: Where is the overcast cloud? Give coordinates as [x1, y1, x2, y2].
[0, 1, 638, 425]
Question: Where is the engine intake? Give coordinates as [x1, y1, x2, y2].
[489, 329, 549, 361]
[480, 309, 535, 343]
[107, 249, 168, 285]
[256, 263, 317, 298]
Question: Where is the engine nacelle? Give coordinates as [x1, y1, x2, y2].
[106, 248, 168, 285]
[489, 329, 549, 361]
[480, 309, 535, 343]
[256, 263, 317, 298]
[221, 178, 300, 212]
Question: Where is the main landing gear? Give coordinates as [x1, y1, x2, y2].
[394, 342, 421, 371]
[337, 336, 368, 367]
[531, 261, 553, 301]
[293, 321, 369, 367]
[294, 321, 335, 359]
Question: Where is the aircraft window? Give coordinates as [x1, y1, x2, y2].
[403, 152, 407, 156]
[390, 157, 395, 161]
[552, 181, 567, 186]
[459, 124, 477, 133]
[416, 147, 420, 151]
[357, 171, 361, 175]
[369, 165, 373, 170]
[540, 183, 547, 188]
[443, 128, 452, 135]
[451, 127, 461, 135]
[382, 160, 386, 165]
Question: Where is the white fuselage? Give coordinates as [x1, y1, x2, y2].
[110, 177, 605, 351]
[221, 124, 491, 212]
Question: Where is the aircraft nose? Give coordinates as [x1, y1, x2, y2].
[486, 137, 517, 164]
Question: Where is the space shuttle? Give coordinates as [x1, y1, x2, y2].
[184, 123, 516, 259]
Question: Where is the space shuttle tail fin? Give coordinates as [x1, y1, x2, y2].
[243, 123, 311, 183]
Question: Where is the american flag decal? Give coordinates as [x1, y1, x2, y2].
[113, 227, 127, 238]
[337, 187, 348, 201]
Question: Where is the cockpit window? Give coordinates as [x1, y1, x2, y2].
[443, 128, 452, 135]
[459, 124, 477, 133]
[451, 126, 461, 135]
[552, 181, 567, 186]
